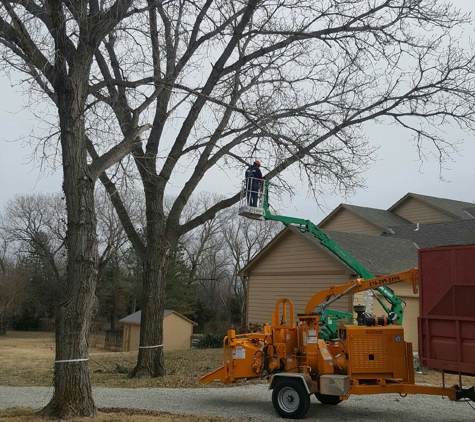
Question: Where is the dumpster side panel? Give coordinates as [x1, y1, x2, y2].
[418, 245, 475, 375]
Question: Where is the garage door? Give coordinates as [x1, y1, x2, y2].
[373, 296, 420, 351]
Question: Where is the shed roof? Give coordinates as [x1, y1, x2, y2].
[388, 193, 475, 220]
[119, 310, 197, 326]
[382, 219, 475, 249]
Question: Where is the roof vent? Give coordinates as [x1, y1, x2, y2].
[462, 210, 474, 219]
[414, 223, 420, 232]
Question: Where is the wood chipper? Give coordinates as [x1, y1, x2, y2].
[200, 179, 475, 419]
[200, 269, 475, 419]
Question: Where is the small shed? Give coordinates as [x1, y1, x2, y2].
[120, 310, 197, 352]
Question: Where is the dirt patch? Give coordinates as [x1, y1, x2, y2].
[0, 408, 238, 422]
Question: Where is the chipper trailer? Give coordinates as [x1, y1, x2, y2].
[200, 179, 475, 419]
[200, 269, 475, 419]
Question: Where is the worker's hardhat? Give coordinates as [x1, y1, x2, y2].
[254, 160, 261, 166]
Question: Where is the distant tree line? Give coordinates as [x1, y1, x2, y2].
[0, 190, 279, 336]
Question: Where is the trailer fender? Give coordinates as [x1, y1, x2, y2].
[269, 373, 314, 394]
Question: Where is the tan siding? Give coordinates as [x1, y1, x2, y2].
[247, 273, 352, 325]
[122, 324, 141, 352]
[247, 230, 354, 324]
[320, 208, 383, 235]
[388, 282, 419, 297]
[122, 324, 130, 351]
[402, 297, 419, 350]
[251, 230, 349, 275]
[392, 197, 456, 224]
[163, 313, 194, 351]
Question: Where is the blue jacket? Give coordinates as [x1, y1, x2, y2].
[245, 164, 262, 191]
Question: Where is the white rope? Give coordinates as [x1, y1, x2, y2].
[138, 344, 163, 349]
[55, 358, 89, 363]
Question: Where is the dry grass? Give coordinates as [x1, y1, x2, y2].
[0, 331, 474, 390]
[0, 331, 225, 388]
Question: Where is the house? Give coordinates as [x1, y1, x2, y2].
[120, 310, 197, 352]
[319, 192, 475, 234]
[241, 192, 475, 349]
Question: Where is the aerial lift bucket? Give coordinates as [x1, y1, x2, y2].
[238, 178, 264, 220]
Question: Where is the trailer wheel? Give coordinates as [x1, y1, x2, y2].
[314, 393, 342, 405]
[272, 378, 310, 419]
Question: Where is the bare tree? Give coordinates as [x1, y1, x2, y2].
[0, 0, 141, 417]
[180, 193, 227, 280]
[0, 266, 26, 335]
[2, 194, 66, 284]
[183, 202, 280, 327]
[0, 234, 25, 335]
[222, 208, 280, 324]
[3, 0, 475, 385]
[96, 188, 130, 277]
[95, 187, 135, 329]
[82, 0, 475, 378]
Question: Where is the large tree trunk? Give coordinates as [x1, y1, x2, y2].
[129, 179, 169, 377]
[40, 59, 98, 418]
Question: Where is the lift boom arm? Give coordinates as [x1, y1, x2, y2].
[304, 268, 418, 314]
[261, 181, 408, 323]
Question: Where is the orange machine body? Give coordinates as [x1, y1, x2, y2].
[200, 270, 472, 406]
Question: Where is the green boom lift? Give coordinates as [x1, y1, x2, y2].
[238, 179, 406, 339]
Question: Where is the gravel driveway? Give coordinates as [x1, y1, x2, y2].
[1, 385, 474, 421]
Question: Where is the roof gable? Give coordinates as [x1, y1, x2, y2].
[319, 204, 411, 234]
[238, 227, 293, 276]
[343, 204, 412, 233]
[119, 310, 197, 326]
[389, 193, 475, 220]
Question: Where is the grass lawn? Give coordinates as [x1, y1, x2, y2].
[0, 331, 226, 388]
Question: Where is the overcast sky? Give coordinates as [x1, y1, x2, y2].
[1, 1, 474, 224]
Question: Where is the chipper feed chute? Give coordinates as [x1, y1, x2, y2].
[199, 329, 269, 384]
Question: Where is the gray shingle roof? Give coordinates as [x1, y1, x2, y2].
[389, 193, 475, 220]
[344, 204, 412, 233]
[289, 226, 418, 275]
[382, 219, 475, 249]
[119, 309, 173, 325]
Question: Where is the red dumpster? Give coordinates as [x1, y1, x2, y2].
[418, 245, 475, 375]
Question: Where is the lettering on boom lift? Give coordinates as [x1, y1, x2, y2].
[369, 275, 400, 287]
